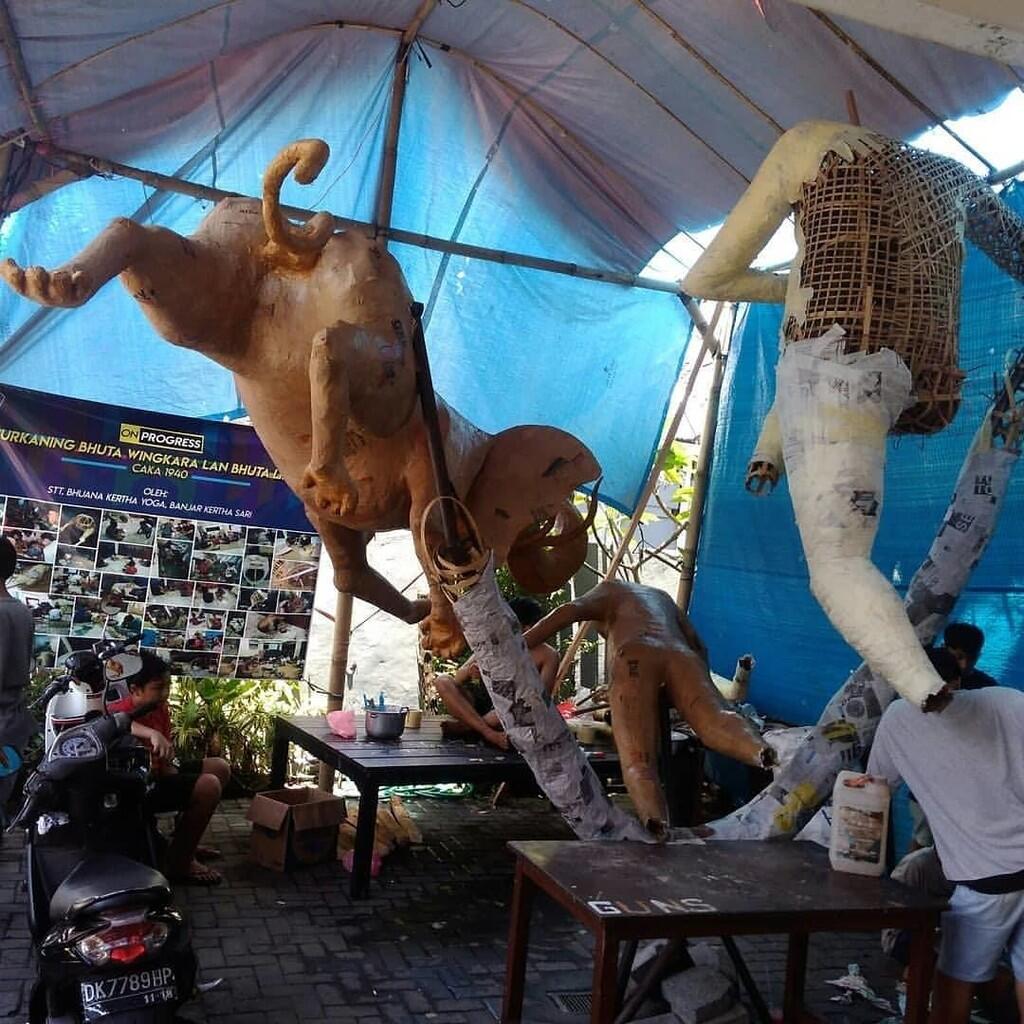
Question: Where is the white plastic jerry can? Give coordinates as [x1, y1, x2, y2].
[829, 771, 890, 876]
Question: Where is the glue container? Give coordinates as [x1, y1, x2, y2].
[829, 771, 890, 876]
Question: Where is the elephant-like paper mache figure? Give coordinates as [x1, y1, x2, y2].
[0, 139, 598, 656]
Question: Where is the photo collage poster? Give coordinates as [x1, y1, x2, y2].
[0, 384, 323, 680]
[5, 495, 320, 680]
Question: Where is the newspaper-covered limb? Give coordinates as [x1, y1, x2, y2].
[709, 394, 1021, 841]
[451, 556, 652, 842]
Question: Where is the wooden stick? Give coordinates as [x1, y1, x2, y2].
[844, 89, 861, 126]
[0, 0, 46, 137]
[374, 0, 437, 237]
[408, 301, 463, 556]
[676, 337, 727, 611]
[553, 301, 724, 685]
[318, 589, 354, 792]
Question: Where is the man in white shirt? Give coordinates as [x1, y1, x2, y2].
[867, 652, 1024, 1023]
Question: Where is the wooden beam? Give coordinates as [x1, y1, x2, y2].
[32, 142, 689, 297]
[676, 319, 730, 612]
[374, 0, 437, 238]
[317, 589, 354, 792]
[0, 0, 45, 137]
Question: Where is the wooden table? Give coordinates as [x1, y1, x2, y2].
[272, 715, 696, 898]
[502, 840, 946, 1024]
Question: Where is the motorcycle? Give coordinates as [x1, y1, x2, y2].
[9, 640, 198, 1023]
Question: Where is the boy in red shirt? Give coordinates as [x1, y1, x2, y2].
[109, 651, 230, 884]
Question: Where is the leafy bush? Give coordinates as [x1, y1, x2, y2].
[169, 676, 304, 791]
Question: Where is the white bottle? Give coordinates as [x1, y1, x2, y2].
[829, 770, 890, 876]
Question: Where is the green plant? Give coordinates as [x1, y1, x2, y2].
[576, 440, 697, 582]
[169, 675, 304, 790]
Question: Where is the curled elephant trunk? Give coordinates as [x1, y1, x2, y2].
[506, 490, 599, 594]
[262, 139, 335, 261]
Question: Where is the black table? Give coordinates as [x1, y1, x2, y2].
[274, 714, 692, 897]
[502, 840, 946, 1024]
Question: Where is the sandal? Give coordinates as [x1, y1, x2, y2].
[169, 860, 222, 886]
[195, 845, 222, 862]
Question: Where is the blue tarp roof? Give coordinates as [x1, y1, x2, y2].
[0, 2, 1019, 509]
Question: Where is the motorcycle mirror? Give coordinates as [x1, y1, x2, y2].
[104, 653, 142, 682]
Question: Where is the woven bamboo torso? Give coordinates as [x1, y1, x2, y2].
[785, 139, 978, 434]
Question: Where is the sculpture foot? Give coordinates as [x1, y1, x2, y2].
[301, 466, 359, 518]
[1, 259, 92, 307]
[419, 607, 466, 659]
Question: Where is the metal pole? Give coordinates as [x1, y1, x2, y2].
[318, 590, 354, 792]
[676, 344, 726, 611]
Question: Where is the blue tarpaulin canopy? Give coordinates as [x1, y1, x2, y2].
[0, 1, 1020, 510]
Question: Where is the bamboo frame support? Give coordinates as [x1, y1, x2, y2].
[27, 143, 688, 298]
[374, 0, 437, 237]
[553, 301, 724, 687]
[676, 334, 728, 612]
[318, 589, 355, 792]
[631, 0, 784, 134]
[809, 10, 996, 172]
[0, 0, 45, 137]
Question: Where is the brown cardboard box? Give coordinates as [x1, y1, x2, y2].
[247, 787, 347, 871]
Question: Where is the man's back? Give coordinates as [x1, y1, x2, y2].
[869, 688, 1024, 882]
[0, 593, 36, 747]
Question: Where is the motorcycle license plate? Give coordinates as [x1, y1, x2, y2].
[80, 966, 176, 1020]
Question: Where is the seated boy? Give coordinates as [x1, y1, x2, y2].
[109, 651, 230, 885]
[435, 597, 558, 749]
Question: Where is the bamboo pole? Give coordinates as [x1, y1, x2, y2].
[809, 10, 996, 172]
[0, 0, 46, 137]
[374, 0, 437, 238]
[676, 340, 727, 612]
[317, 590, 354, 792]
[29, 143, 688, 298]
[552, 300, 723, 686]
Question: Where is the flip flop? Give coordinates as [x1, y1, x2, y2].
[170, 860, 222, 886]
[195, 845, 223, 862]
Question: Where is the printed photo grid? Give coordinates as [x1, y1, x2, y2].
[3, 495, 319, 680]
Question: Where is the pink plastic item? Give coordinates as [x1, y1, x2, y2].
[341, 849, 382, 877]
[326, 709, 356, 740]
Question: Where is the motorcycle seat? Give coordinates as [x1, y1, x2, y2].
[49, 854, 170, 922]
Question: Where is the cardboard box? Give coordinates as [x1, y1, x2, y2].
[247, 787, 347, 871]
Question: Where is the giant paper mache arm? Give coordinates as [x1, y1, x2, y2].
[422, 506, 651, 843]
[707, 351, 1024, 840]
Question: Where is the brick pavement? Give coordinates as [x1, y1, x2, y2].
[1, 795, 908, 1023]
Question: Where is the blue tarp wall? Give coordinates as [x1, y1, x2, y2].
[691, 180, 1024, 725]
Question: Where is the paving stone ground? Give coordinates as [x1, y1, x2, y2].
[1, 794, 908, 1023]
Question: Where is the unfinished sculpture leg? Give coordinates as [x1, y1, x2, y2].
[777, 327, 946, 708]
[709, 402, 1022, 840]
[451, 558, 651, 842]
[609, 641, 770, 834]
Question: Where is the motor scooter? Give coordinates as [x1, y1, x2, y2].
[9, 641, 197, 1023]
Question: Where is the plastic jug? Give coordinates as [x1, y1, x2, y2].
[829, 771, 890, 876]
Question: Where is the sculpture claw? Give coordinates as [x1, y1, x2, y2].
[300, 466, 359, 518]
[745, 459, 779, 496]
[418, 608, 466, 659]
[1, 259, 91, 307]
